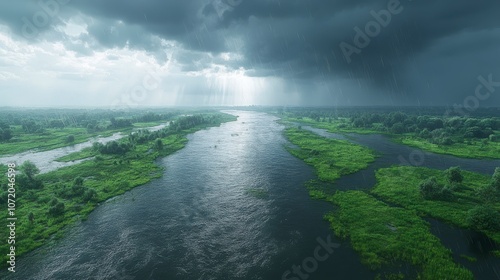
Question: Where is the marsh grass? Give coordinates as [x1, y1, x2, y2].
[372, 166, 500, 244]
[326, 191, 473, 279]
[284, 127, 376, 183]
[397, 137, 500, 159]
[283, 126, 476, 278]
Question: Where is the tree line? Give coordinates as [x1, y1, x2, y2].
[283, 108, 500, 146]
[0, 109, 178, 142]
[349, 112, 500, 145]
[93, 114, 228, 155]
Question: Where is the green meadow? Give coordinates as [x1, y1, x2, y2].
[282, 123, 497, 279]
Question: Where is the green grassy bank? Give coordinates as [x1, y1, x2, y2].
[0, 113, 236, 266]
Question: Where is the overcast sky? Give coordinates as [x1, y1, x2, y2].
[0, 0, 499, 107]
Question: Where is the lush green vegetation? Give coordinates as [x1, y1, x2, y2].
[0, 109, 183, 156]
[0, 120, 12, 142]
[284, 116, 381, 135]
[397, 137, 500, 159]
[372, 166, 500, 243]
[276, 107, 500, 159]
[0, 126, 116, 156]
[55, 147, 96, 162]
[325, 191, 473, 279]
[282, 124, 490, 278]
[284, 127, 376, 183]
[0, 112, 236, 266]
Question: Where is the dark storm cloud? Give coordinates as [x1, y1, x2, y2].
[202, 0, 500, 102]
[2, 0, 500, 104]
[212, 0, 500, 87]
[69, 0, 229, 53]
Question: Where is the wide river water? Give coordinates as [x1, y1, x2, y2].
[2, 111, 499, 279]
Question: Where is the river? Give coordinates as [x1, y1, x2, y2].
[2, 111, 374, 279]
[2, 111, 499, 279]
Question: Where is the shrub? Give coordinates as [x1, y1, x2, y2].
[420, 177, 455, 201]
[391, 122, 405, 134]
[492, 167, 500, 191]
[419, 177, 441, 200]
[445, 167, 463, 184]
[20, 161, 40, 179]
[438, 186, 455, 201]
[74, 177, 84, 186]
[49, 198, 59, 206]
[71, 184, 85, 197]
[466, 206, 500, 231]
[419, 128, 431, 139]
[83, 188, 98, 202]
[477, 185, 499, 203]
[154, 138, 163, 150]
[439, 137, 454, 146]
[48, 201, 65, 216]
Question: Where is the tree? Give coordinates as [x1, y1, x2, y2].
[427, 118, 444, 130]
[419, 128, 431, 139]
[92, 142, 104, 151]
[49, 120, 65, 128]
[437, 136, 453, 146]
[492, 167, 500, 191]
[71, 183, 85, 197]
[48, 201, 65, 216]
[419, 177, 454, 201]
[0, 121, 12, 141]
[391, 122, 405, 134]
[98, 141, 130, 155]
[477, 184, 499, 203]
[154, 138, 163, 151]
[21, 119, 44, 133]
[464, 118, 480, 129]
[108, 117, 132, 129]
[20, 161, 40, 180]
[419, 177, 441, 200]
[74, 176, 84, 186]
[353, 118, 365, 128]
[66, 135, 75, 143]
[466, 206, 500, 231]
[17, 174, 43, 190]
[445, 167, 463, 184]
[83, 188, 98, 202]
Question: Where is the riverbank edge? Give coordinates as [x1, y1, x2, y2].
[281, 122, 476, 279]
[0, 113, 238, 268]
[371, 166, 500, 245]
[284, 117, 500, 160]
[0, 119, 174, 158]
